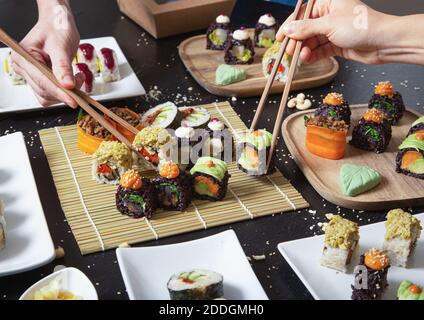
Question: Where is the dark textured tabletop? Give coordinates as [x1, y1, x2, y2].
[0, 0, 423, 300]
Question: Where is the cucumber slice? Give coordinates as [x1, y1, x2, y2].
[179, 106, 211, 128]
[141, 102, 181, 129]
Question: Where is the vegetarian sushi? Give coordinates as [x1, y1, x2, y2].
[383, 209, 422, 267]
[0, 199, 5, 251]
[133, 127, 173, 167]
[116, 170, 156, 218]
[175, 125, 203, 167]
[407, 115, 424, 136]
[73, 63, 94, 94]
[75, 43, 99, 74]
[92, 141, 133, 185]
[320, 214, 359, 273]
[314, 93, 351, 125]
[351, 249, 390, 300]
[167, 270, 224, 300]
[205, 118, 232, 160]
[206, 14, 233, 50]
[141, 102, 181, 129]
[77, 112, 115, 154]
[262, 41, 292, 83]
[396, 132, 424, 179]
[254, 14, 279, 48]
[398, 281, 424, 300]
[350, 108, 392, 153]
[98, 47, 120, 82]
[190, 157, 229, 201]
[369, 81, 405, 125]
[5, 51, 26, 85]
[153, 161, 192, 211]
[224, 27, 255, 65]
[179, 106, 211, 128]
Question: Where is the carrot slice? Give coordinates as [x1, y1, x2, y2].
[305, 125, 347, 160]
[401, 151, 423, 169]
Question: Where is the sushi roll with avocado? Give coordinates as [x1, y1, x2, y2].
[167, 269, 224, 300]
[74, 43, 99, 75]
[314, 93, 351, 125]
[190, 157, 230, 201]
[5, 51, 26, 85]
[92, 141, 133, 185]
[153, 161, 192, 211]
[116, 170, 156, 218]
[398, 281, 424, 300]
[73, 63, 94, 94]
[396, 132, 424, 179]
[142, 102, 181, 129]
[206, 14, 233, 50]
[133, 127, 173, 167]
[262, 41, 292, 83]
[224, 28, 255, 65]
[179, 106, 211, 128]
[254, 14, 279, 48]
[350, 108, 392, 153]
[98, 47, 120, 82]
[237, 129, 275, 176]
[408, 116, 424, 137]
[369, 81, 405, 125]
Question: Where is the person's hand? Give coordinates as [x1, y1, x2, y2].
[277, 0, 387, 64]
[11, 1, 84, 107]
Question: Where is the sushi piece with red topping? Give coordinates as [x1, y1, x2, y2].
[73, 63, 94, 94]
[98, 47, 120, 82]
[75, 43, 99, 74]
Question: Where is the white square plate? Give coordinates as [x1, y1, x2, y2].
[0, 132, 55, 276]
[278, 213, 424, 300]
[116, 230, 268, 300]
[0, 37, 145, 113]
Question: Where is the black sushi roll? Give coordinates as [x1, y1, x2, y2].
[350, 108, 392, 154]
[205, 118, 233, 161]
[224, 28, 255, 65]
[206, 14, 233, 50]
[153, 162, 192, 211]
[254, 14, 279, 48]
[314, 92, 351, 125]
[175, 125, 209, 168]
[368, 81, 405, 125]
[115, 170, 156, 218]
[407, 116, 424, 136]
[395, 132, 424, 179]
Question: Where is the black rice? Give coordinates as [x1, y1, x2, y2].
[314, 100, 351, 125]
[408, 122, 424, 136]
[116, 179, 156, 218]
[368, 92, 405, 125]
[395, 148, 424, 179]
[254, 22, 279, 48]
[350, 118, 392, 153]
[224, 37, 255, 65]
[153, 172, 193, 211]
[206, 22, 233, 50]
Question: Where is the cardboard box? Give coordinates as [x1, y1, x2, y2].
[117, 0, 237, 39]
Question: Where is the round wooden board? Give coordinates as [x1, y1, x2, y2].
[282, 104, 424, 211]
[178, 29, 339, 97]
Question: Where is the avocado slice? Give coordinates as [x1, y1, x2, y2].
[409, 158, 424, 174]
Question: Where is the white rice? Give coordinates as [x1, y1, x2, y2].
[320, 246, 353, 273]
[383, 225, 421, 267]
[91, 160, 126, 185]
[99, 49, 120, 82]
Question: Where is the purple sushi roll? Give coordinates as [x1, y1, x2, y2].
[407, 116, 424, 137]
[314, 93, 351, 125]
[368, 81, 405, 125]
[206, 14, 233, 50]
[254, 14, 279, 48]
[396, 132, 424, 180]
[224, 28, 255, 65]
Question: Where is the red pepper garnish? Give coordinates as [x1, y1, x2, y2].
[97, 164, 111, 174]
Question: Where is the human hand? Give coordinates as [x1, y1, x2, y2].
[11, 0, 84, 107]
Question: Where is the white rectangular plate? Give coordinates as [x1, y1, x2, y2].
[0, 37, 145, 113]
[278, 213, 424, 300]
[117, 230, 268, 300]
[0, 132, 55, 276]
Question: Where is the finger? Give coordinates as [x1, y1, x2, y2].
[49, 49, 76, 89]
[276, 3, 307, 42]
[280, 16, 331, 41]
[307, 42, 339, 64]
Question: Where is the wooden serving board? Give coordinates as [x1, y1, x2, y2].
[178, 30, 339, 97]
[282, 104, 424, 211]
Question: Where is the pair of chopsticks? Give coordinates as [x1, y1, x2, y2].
[250, 0, 314, 170]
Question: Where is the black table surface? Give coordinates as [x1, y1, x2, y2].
[0, 0, 423, 300]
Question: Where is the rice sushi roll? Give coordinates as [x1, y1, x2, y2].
[175, 125, 203, 167]
[407, 116, 424, 136]
[350, 108, 392, 153]
[320, 214, 359, 273]
[5, 51, 26, 85]
[262, 41, 292, 83]
[141, 102, 181, 129]
[398, 281, 424, 300]
[73, 63, 94, 94]
[206, 14, 233, 50]
[369, 81, 405, 125]
[314, 93, 351, 125]
[254, 14, 279, 48]
[153, 161, 192, 211]
[98, 47, 120, 82]
[133, 127, 173, 167]
[224, 27, 255, 65]
[351, 249, 390, 300]
[116, 170, 156, 218]
[383, 209, 422, 267]
[205, 118, 232, 160]
[0, 199, 5, 251]
[179, 106, 211, 128]
[75, 43, 99, 74]
[396, 132, 424, 179]
[190, 157, 229, 201]
[92, 141, 133, 185]
[167, 269, 224, 300]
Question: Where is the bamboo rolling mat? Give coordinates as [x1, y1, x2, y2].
[39, 102, 309, 255]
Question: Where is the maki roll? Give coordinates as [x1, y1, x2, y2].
[237, 129, 275, 176]
[396, 132, 424, 179]
[5, 51, 26, 85]
[320, 214, 359, 273]
[73, 63, 94, 94]
[351, 249, 390, 300]
[175, 125, 203, 167]
[407, 116, 424, 136]
[383, 209, 422, 267]
[75, 43, 99, 74]
[153, 161, 192, 211]
[205, 118, 232, 160]
[98, 47, 120, 82]
[224, 27, 255, 65]
[0, 199, 5, 251]
[116, 170, 156, 218]
[350, 108, 392, 154]
[254, 14, 279, 48]
[141, 102, 181, 129]
[262, 41, 292, 83]
[314, 93, 351, 125]
[190, 157, 230, 201]
[92, 141, 133, 185]
[398, 281, 424, 300]
[369, 81, 405, 125]
[206, 14, 233, 50]
[133, 127, 173, 167]
[179, 106, 211, 128]
[167, 270, 224, 300]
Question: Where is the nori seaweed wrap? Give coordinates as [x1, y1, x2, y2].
[153, 161, 192, 211]
[116, 170, 156, 218]
[350, 108, 392, 153]
[314, 92, 351, 125]
[224, 28, 255, 65]
[206, 15, 233, 50]
[407, 116, 424, 136]
[368, 81, 405, 125]
[396, 132, 424, 179]
[254, 14, 279, 48]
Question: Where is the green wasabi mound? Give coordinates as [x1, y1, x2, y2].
[339, 164, 382, 197]
[215, 64, 246, 86]
[398, 281, 424, 300]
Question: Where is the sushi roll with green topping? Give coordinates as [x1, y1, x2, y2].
[398, 281, 424, 300]
[5, 51, 26, 85]
[179, 106, 211, 128]
[167, 269, 224, 300]
[206, 14, 233, 50]
[254, 14, 279, 48]
[369, 81, 405, 125]
[396, 132, 424, 179]
[141, 102, 181, 129]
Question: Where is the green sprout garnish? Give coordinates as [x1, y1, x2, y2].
[364, 125, 381, 142]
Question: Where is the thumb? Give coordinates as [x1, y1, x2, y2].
[49, 50, 75, 89]
[280, 16, 330, 40]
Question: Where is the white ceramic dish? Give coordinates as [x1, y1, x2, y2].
[19, 267, 98, 300]
[278, 213, 424, 300]
[0, 36, 145, 113]
[116, 230, 268, 300]
[0, 132, 55, 276]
